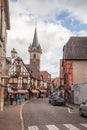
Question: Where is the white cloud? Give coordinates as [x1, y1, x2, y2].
[63, 0, 87, 24]
[7, 0, 87, 78]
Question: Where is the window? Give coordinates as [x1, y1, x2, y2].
[18, 77, 22, 88]
[16, 65, 21, 76]
[33, 54, 36, 58]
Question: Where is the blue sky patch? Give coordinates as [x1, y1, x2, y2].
[10, 0, 18, 2]
[56, 10, 87, 32]
[44, 19, 55, 24]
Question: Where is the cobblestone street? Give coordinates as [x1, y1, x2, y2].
[23, 98, 87, 130]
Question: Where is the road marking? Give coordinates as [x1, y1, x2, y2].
[68, 107, 73, 113]
[20, 101, 27, 120]
[46, 125, 60, 130]
[20, 101, 30, 130]
[28, 124, 87, 130]
[63, 124, 80, 130]
[28, 126, 39, 130]
[67, 107, 76, 113]
[80, 123, 87, 128]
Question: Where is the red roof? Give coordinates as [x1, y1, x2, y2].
[40, 71, 51, 82]
[52, 77, 60, 87]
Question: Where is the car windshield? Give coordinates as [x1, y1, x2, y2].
[50, 93, 57, 97]
[55, 96, 64, 99]
[81, 101, 87, 104]
[85, 101, 87, 104]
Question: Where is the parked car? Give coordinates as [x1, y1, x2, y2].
[79, 101, 87, 116]
[49, 93, 57, 103]
[51, 95, 65, 106]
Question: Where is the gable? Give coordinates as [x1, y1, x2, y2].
[9, 57, 30, 77]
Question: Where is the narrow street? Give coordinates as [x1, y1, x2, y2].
[23, 98, 87, 130]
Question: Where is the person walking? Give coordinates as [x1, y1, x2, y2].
[17, 94, 22, 105]
[10, 94, 14, 105]
[15, 94, 18, 105]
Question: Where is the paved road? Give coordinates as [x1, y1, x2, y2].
[23, 98, 87, 130]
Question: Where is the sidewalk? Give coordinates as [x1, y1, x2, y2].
[66, 103, 79, 110]
[0, 103, 22, 130]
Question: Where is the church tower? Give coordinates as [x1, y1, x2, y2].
[28, 26, 42, 78]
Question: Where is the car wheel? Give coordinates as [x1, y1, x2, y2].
[51, 101, 54, 105]
[49, 101, 51, 104]
[79, 109, 84, 116]
[52, 101, 56, 106]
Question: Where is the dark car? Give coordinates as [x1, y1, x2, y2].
[51, 96, 65, 106]
[79, 101, 87, 116]
[49, 93, 57, 103]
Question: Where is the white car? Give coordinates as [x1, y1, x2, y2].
[79, 101, 87, 116]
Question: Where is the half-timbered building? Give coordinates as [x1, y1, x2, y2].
[8, 57, 31, 95]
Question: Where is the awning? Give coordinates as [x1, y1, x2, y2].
[31, 90, 39, 93]
[8, 89, 28, 94]
[17, 90, 28, 94]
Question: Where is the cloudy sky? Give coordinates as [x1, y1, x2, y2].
[7, 0, 87, 78]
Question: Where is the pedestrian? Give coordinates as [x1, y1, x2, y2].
[25, 94, 28, 100]
[10, 93, 14, 105]
[15, 94, 18, 105]
[17, 94, 22, 105]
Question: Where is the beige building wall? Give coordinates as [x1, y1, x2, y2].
[74, 83, 87, 104]
[73, 61, 87, 84]
[0, 87, 4, 111]
[0, 0, 10, 111]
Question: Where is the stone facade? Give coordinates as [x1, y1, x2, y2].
[0, 0, 10, 80]
[0, 0, 10, 111]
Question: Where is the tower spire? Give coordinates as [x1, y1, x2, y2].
[32, 25, 38, 47]
[28, 25, 42, 78]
